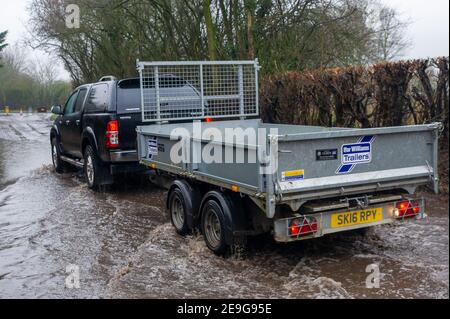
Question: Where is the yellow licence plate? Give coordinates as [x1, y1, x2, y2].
[331, 208, 383, 228]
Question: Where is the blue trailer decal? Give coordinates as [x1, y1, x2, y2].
[148, 137, 158, 159]
[336, 136, 375, 174]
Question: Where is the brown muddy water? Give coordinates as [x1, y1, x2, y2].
[0, 114, 448, 299]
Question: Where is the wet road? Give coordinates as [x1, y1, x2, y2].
[0, 114, 448, 299]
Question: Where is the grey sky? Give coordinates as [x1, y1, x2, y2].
[385, 0, 449, 58]
[1, 0, 449, 81]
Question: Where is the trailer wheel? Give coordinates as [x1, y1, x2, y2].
[168, 188, 191, 235]
[201, 199, 228, 255]
[167, 181, 201, 235]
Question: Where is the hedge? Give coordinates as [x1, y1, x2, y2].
[260, 57, 449, 192]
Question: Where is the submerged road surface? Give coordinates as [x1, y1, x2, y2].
[0, 114, 448, 299]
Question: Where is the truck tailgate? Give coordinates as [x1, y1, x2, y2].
[118, 112, 143, 151]
[274, 123, 441, 201]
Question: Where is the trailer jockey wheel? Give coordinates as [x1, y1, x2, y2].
[168, 188, 190, 235]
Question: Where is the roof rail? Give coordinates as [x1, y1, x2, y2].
[99, 75, 118, 82]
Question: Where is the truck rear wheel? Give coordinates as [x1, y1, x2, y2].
[84, 145, 111, 190]
[201, 199, 228, 255]
[51, 137, 66, 174]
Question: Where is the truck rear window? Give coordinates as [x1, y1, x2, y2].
[117, 79, 140, 114]
[85, 83, 109, 113]
[116, 77, 190, 114]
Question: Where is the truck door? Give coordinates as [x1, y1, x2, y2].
[60, 90, 79, 155]
[67, 87, 88, 158]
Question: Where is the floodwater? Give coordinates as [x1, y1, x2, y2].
[0, 114, 448, 299]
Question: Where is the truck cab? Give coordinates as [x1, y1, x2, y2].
[50, 74, 207, 189]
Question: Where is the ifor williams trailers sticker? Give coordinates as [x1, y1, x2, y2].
[148, 137, 158, 159]
[336, 136, 376, 174]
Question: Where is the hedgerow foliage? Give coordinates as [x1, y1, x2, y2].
[260, 57, 449, 191]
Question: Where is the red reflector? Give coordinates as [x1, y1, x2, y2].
[289, 217, 318, 237]
[106, 120, 120, 149]
[300, 220, 318, 234]
[290, 223, 300, 236]
[205, 117, 214, 123]
[395, 200, 421, 218]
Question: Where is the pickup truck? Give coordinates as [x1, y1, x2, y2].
[135, 60, 441, 255]
[50, 75, 210, 189]
[50, 76, 145, 188]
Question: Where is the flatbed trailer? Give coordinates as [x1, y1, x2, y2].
[135, 60, 441, 254]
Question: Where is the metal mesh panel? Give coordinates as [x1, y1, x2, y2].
[137, 60, 260, 122]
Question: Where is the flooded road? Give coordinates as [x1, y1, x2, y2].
[0, 114, 448, 299]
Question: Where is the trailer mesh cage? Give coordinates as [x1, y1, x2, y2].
[137, 60, 260, 122]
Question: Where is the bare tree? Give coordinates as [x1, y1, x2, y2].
[203, 0, 218, 60]
[0, 30, 8, 67]
[370, 5, 411, 62]
[27, 0, 413, 81]
[2, 44, 28, 73]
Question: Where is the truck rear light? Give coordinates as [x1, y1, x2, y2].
[289, 217, 318, 237]
[394, 200, 421, 218]
[106, 120, 120, 149]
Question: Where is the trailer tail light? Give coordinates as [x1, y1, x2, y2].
[205, 117, 214, 123]
[106, 120, 120, 149]
[394, 200, 421, 219]
[289, 217, 318, 237]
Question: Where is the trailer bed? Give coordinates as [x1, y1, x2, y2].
[134, 60, 441, 249]
[137, 119, 440, 218]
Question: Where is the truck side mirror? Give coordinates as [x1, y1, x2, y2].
[51, 105, 62, 115]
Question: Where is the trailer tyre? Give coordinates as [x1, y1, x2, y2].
[201, 199, 228, 255]
[168, 188, 191, 235]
